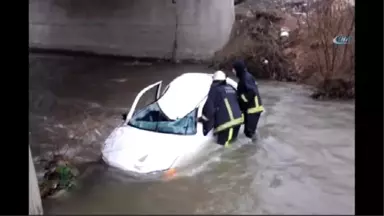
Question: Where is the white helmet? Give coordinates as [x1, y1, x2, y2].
[212, 70, 226, 81]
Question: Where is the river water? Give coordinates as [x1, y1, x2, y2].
[29, 54, 355, 214]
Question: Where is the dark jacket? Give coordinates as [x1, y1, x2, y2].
[233, 60, 264, 114]
[202, 81, 243, 135]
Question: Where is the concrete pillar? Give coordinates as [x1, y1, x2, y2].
[29, 147, 43, 215]
[29, 0, 235, 61]
[174, 0, 235, 60]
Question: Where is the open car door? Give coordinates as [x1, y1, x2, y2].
[125, 81, 162, 124]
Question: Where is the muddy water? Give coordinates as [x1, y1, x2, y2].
[29, 54, 354, 214]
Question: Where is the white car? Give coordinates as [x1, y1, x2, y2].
[101, 73, 244, 178]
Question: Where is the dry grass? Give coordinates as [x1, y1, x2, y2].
[292, 0, 355, 98]
[212, 0, 355, 99]
[211, 10, 297, 81]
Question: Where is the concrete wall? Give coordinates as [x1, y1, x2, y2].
[29, 147, 43, 215]
[174, 0, 235, 60]
[29, 0, 235, 60]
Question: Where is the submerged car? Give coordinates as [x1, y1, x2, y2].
[101, 73, 243, 177]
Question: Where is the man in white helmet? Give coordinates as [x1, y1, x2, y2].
[199, 70, 244, 147]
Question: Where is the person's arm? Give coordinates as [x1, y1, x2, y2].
[237, 82, 250, 112]
[254, 84, 263, 106]
[243, 77, 258, 106]
[245, 80, 264, 113]
[236, 92, 245, 111]
[201, 87, 216, 136]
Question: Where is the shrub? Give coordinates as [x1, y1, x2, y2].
[297, 0, 355, 99]
[211, 10, 297, 81]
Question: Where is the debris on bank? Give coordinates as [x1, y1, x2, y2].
[39, 155, 79, 199]
[212, 0, 355, 100]
[288, 0, 355, 99]
[211, 9, 298, 82]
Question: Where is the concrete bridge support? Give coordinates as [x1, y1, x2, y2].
[29, 0, 235, 60]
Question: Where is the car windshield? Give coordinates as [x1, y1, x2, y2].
[128, 102, 197, 135]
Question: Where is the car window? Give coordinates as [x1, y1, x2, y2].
[161, 84, 170, 96]
[128, 102, 197, 135]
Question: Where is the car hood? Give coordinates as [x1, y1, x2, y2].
[102, 125, 191, 174]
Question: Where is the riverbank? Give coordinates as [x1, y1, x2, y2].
[212, 0, 355, 100]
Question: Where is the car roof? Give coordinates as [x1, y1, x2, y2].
[157, 73, 213, 120]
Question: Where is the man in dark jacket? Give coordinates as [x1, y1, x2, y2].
[232, 60, 264, 140]
[199, 71, 244, 147]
